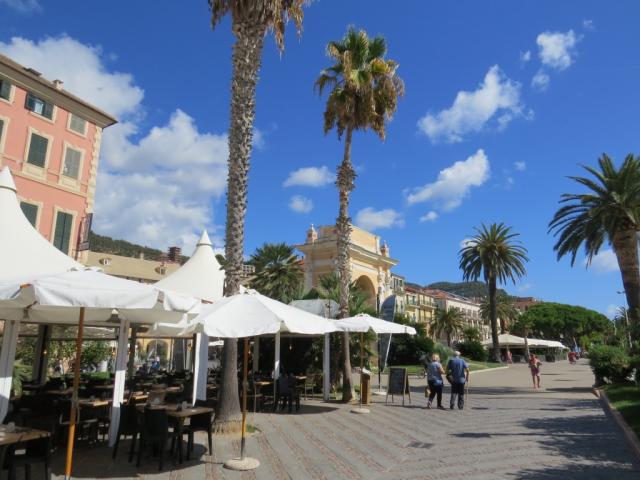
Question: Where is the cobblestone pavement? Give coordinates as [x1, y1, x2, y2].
[47, 359, 640, 480]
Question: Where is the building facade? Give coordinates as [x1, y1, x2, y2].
[84, 251, 182, 283]
[424, 288, 488, 341]
[404, 283, 437, 325]
[0, 54, 116, 260]
[297, 224, 398, 307]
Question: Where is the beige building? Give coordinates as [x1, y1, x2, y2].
[297, 224, 398, 307]
[84, 250, 181, 283]
[405, 283, 437, 325]
[424, 288, 488, 341]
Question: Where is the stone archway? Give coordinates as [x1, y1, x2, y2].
[354, 275, 376, 307]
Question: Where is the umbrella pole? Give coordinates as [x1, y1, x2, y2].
[240, 337, 248, 459]
[64, 306, 85, 480]
[224, 337, 259, 470]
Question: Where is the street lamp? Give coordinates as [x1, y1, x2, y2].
[616, 291, 633, 347]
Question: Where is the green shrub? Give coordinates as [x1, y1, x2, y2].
[456, 340, 488, 361]
[588, 344, 632, 383]
[429, 343, 455, 366]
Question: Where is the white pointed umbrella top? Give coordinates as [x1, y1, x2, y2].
[0, 167, 82, 282]
[333, 313, 417, 335]
[155, 230, 224, 303]
[199, 290, 338, 338]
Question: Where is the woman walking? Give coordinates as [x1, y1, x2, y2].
[426, 354, 446, 409]
[529, 354, 541, 389]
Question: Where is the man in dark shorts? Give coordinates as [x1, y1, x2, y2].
[447, 351, 470, 410]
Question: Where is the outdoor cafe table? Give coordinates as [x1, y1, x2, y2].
[135, 404, 213, 464]
[0, 425, 50, 473]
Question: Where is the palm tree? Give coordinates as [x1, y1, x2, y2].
[207, 0, 307, 432]
[248, 242, 304, 302]
[480, 293, 519, 334]
[459, 223, 528, 362]
[549, 154, 640, 338]
[431, 308, 464, 347]
[316, 27, 404, 402]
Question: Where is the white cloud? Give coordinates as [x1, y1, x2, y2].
[406, 149, 490, 211]
[531, 69, 551, 91]
[582, 19, 595, 31]
[355, 208, 404, 231]
[460, 238, 477, 249]
[587, 249, 618, 273]
[283, 166, 334, 188]
[417, 65, 525, 143]
[420, 211, 438, 222]
[514, 161, 527, 171]
[607, 304, 620, 319]
[0, 0, 40, 13]
[520, 50, 531, 63]
[1, 36, 228, 253]
[536, 30, 579, 71]
[288, 195, 313, 213]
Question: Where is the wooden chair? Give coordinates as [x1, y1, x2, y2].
[303, 374, 318, 400]
[181, 400, 213, 459]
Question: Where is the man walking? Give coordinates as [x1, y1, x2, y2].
[447, 351, 470, 410]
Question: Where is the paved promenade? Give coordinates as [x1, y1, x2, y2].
[52, 359, 640, 480]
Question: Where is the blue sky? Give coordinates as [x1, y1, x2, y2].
[1, 1, 639, 317]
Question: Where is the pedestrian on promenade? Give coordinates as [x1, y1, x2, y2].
[446, 351, 470, 410]
[529, 354, 541, 388]
[426, 354, 446, 410]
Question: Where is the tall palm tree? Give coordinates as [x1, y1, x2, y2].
[207, 0, 306, 432]
[549, 154, 640, 338]
[316, 27, 404, 402]
[459, 223, 528, 362]
[431, 308, 464, 347]
[479, 293, 519, 334]
[248, 242, 304, 302]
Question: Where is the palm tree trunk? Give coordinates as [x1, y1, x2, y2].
[446, 333, 451, 347]
[336, 127, 356, 403]
[523, 330, 530, 360]
[214, 21, 266, 434]
[612, 228, 640, 340]
[488, 276, 501, 362]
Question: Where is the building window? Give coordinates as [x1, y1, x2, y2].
[25, 93, 54, 120]
[20, 202, 38, 227]
[68, 114, 87, 135]
[0, 79, 11, 101]
[53, 211, 73, 254]
[26, 133, 49, 168]
[0, 118, 4, 145]
[62, 147, 82, 179]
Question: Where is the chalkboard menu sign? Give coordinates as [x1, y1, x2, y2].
[386, 367, 411, 405]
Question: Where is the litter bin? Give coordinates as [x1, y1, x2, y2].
[361, 370, 371, 405]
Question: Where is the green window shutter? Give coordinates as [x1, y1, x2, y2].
[19, 202, 38, 227]
[42, 101, 54, 119]
[62, 148, 81, 178]
[0, 79, 10, 100]
[53, 211, 73, 254]
[27, 134, 48, 167]
[0, 119, 4, 143]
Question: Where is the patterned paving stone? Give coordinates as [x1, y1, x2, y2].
[42, 360, 640, 480]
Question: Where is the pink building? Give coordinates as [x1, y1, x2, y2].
[0, 54, 116, 260]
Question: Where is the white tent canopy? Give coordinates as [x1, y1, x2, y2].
[0, 167, 199, 473]
[200, 290, 338, 338]
[0, 167, 81, 282]
[482, 334, 568, 349]
[153, 230, 225, 404]
[333, 313, 417, 335]
[289, 299, 340, 319]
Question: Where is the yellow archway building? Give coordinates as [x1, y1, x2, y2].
[296, 224, 398, 307]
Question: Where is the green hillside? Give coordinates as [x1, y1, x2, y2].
[89, 231, 165, 261]
[427, 281, 508, 299]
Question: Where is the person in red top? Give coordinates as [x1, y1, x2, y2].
[529, 354, 541, 389]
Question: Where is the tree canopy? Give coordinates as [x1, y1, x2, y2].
[514, 302, 612, 345]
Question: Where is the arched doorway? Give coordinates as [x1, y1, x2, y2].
[354, 275, 376, 307]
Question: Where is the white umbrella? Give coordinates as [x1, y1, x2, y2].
[0, 167, 199, 478]
[332, 313, 416, 413]
[196, 290, 337, 469]
[333, 313, 417, 335]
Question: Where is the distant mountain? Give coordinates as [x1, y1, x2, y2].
[89, 231, 165, 261]
[427, 281, 508, 300]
